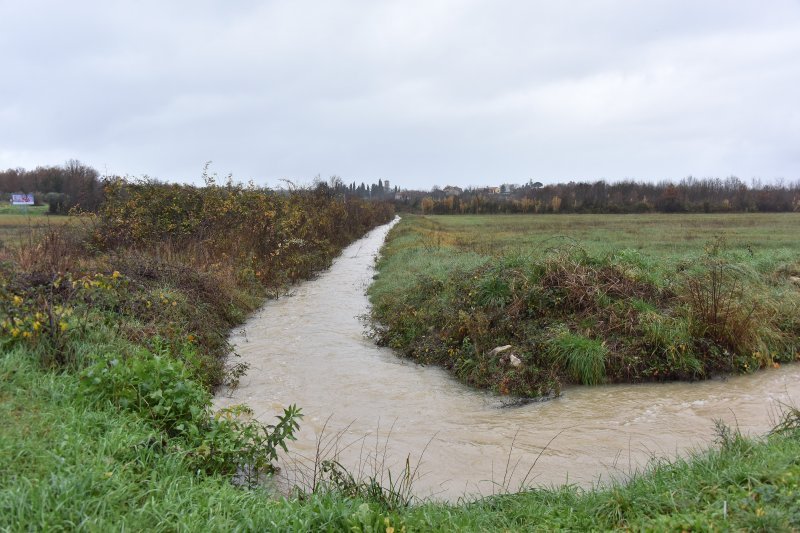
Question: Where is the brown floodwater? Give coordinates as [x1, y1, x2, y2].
[214, 219, 800, 502]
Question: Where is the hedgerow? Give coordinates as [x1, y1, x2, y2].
[0, 177, 393, 479]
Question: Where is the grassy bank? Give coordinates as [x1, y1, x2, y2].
[0, 179, 397, 529]
[2, 197, 800, 529]
[3, 343, 799, 530]
[368, 214, 800, 397]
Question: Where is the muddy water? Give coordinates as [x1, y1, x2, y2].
[214, 219, 800, 501]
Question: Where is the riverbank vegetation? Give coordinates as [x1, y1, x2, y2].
[2, 176, 394, 385]
[368, 214, 800, 397]
[3, 344, 800, 529]
[0, 177, 396, 528]
[4, 192, 800, 529]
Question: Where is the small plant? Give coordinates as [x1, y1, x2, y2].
[79, 351, 302, 480]
[477, 273, 511, 308]
[769, 402, 800, 436]
[0, 271, 129, 366]
[317, 459, 415, 510]
[79, 352, 210, 436]
[547, 325, 607, 385]
[712, 418, 749, 452]
[639, 312, 703, 376]
[205, 403, 302, 484]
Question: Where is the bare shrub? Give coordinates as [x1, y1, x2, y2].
[683, 240, 764, 355]
[540, 254, 662, 313]
[13, 225, 86, 275]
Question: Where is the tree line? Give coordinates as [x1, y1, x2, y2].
[0, 162, 401, 215]
[313, 176, 397, 200]
[399, 177, 800, 215]
[0, 160, 102, 214]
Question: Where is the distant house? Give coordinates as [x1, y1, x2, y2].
[479, 186, 501, 195]
[443, 186, 463, 197]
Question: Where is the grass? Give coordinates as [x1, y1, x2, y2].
[2, 200, 800, 528]
[0, 347, 378, 530]
[548, 326, 608, 385]
[3, 345, 800, 530]
[0, 204, 50, 215]
[0, 205, 72, 249]
[380, 213, 800, 282]
[368, 214, 800, 397]
[420, 212, 800, 258]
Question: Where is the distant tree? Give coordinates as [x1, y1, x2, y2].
[656, 185, 686, 213]
[0, 160, 101, 213]
[63, 159, 102, 212]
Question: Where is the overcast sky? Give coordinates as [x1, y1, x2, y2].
[1, 1, 799, 189]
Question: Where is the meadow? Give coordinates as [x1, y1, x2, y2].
[369, 213, 800, 396]
[410, 212, 800, 259]
[0, 204, 72, 249]
[3, 202, 800, 530]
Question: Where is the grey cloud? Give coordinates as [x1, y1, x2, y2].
[1, 0, 798, 187]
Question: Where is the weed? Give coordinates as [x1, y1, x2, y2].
[639, 312, 703, 376]
[684, 245, 760, 354]
[79, 350, 302, 480]
[770, 402, 800, 436]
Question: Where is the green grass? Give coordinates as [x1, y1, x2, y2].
[376, 213, 800, 313]
[392, 212, 800, 277]
[369, 214, 800, 396]
[0, 204, 49, 216]
[3, 346, 799, 530]
[2, 207, 800, 529]
[0, 347, 380, 531]
[547, 326, 608, 385]
[423, 212, 800, 252]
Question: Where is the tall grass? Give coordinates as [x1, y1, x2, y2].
[547, 326, 607, 385]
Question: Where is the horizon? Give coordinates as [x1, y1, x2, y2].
[4, 161, 800, 193]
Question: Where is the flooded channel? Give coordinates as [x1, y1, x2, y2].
[214, 219, 800, 501]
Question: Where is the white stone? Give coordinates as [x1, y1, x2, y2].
[488, 345, 513, 357]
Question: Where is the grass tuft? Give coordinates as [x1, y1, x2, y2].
[547, 326, 607, 385]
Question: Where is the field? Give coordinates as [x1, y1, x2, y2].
[412, 212, 800, 259]
[0, 205, 72, 249]
[2, 201, 800, 529]
[369, 213, 800, 397]
[0, 204, 48, 215]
